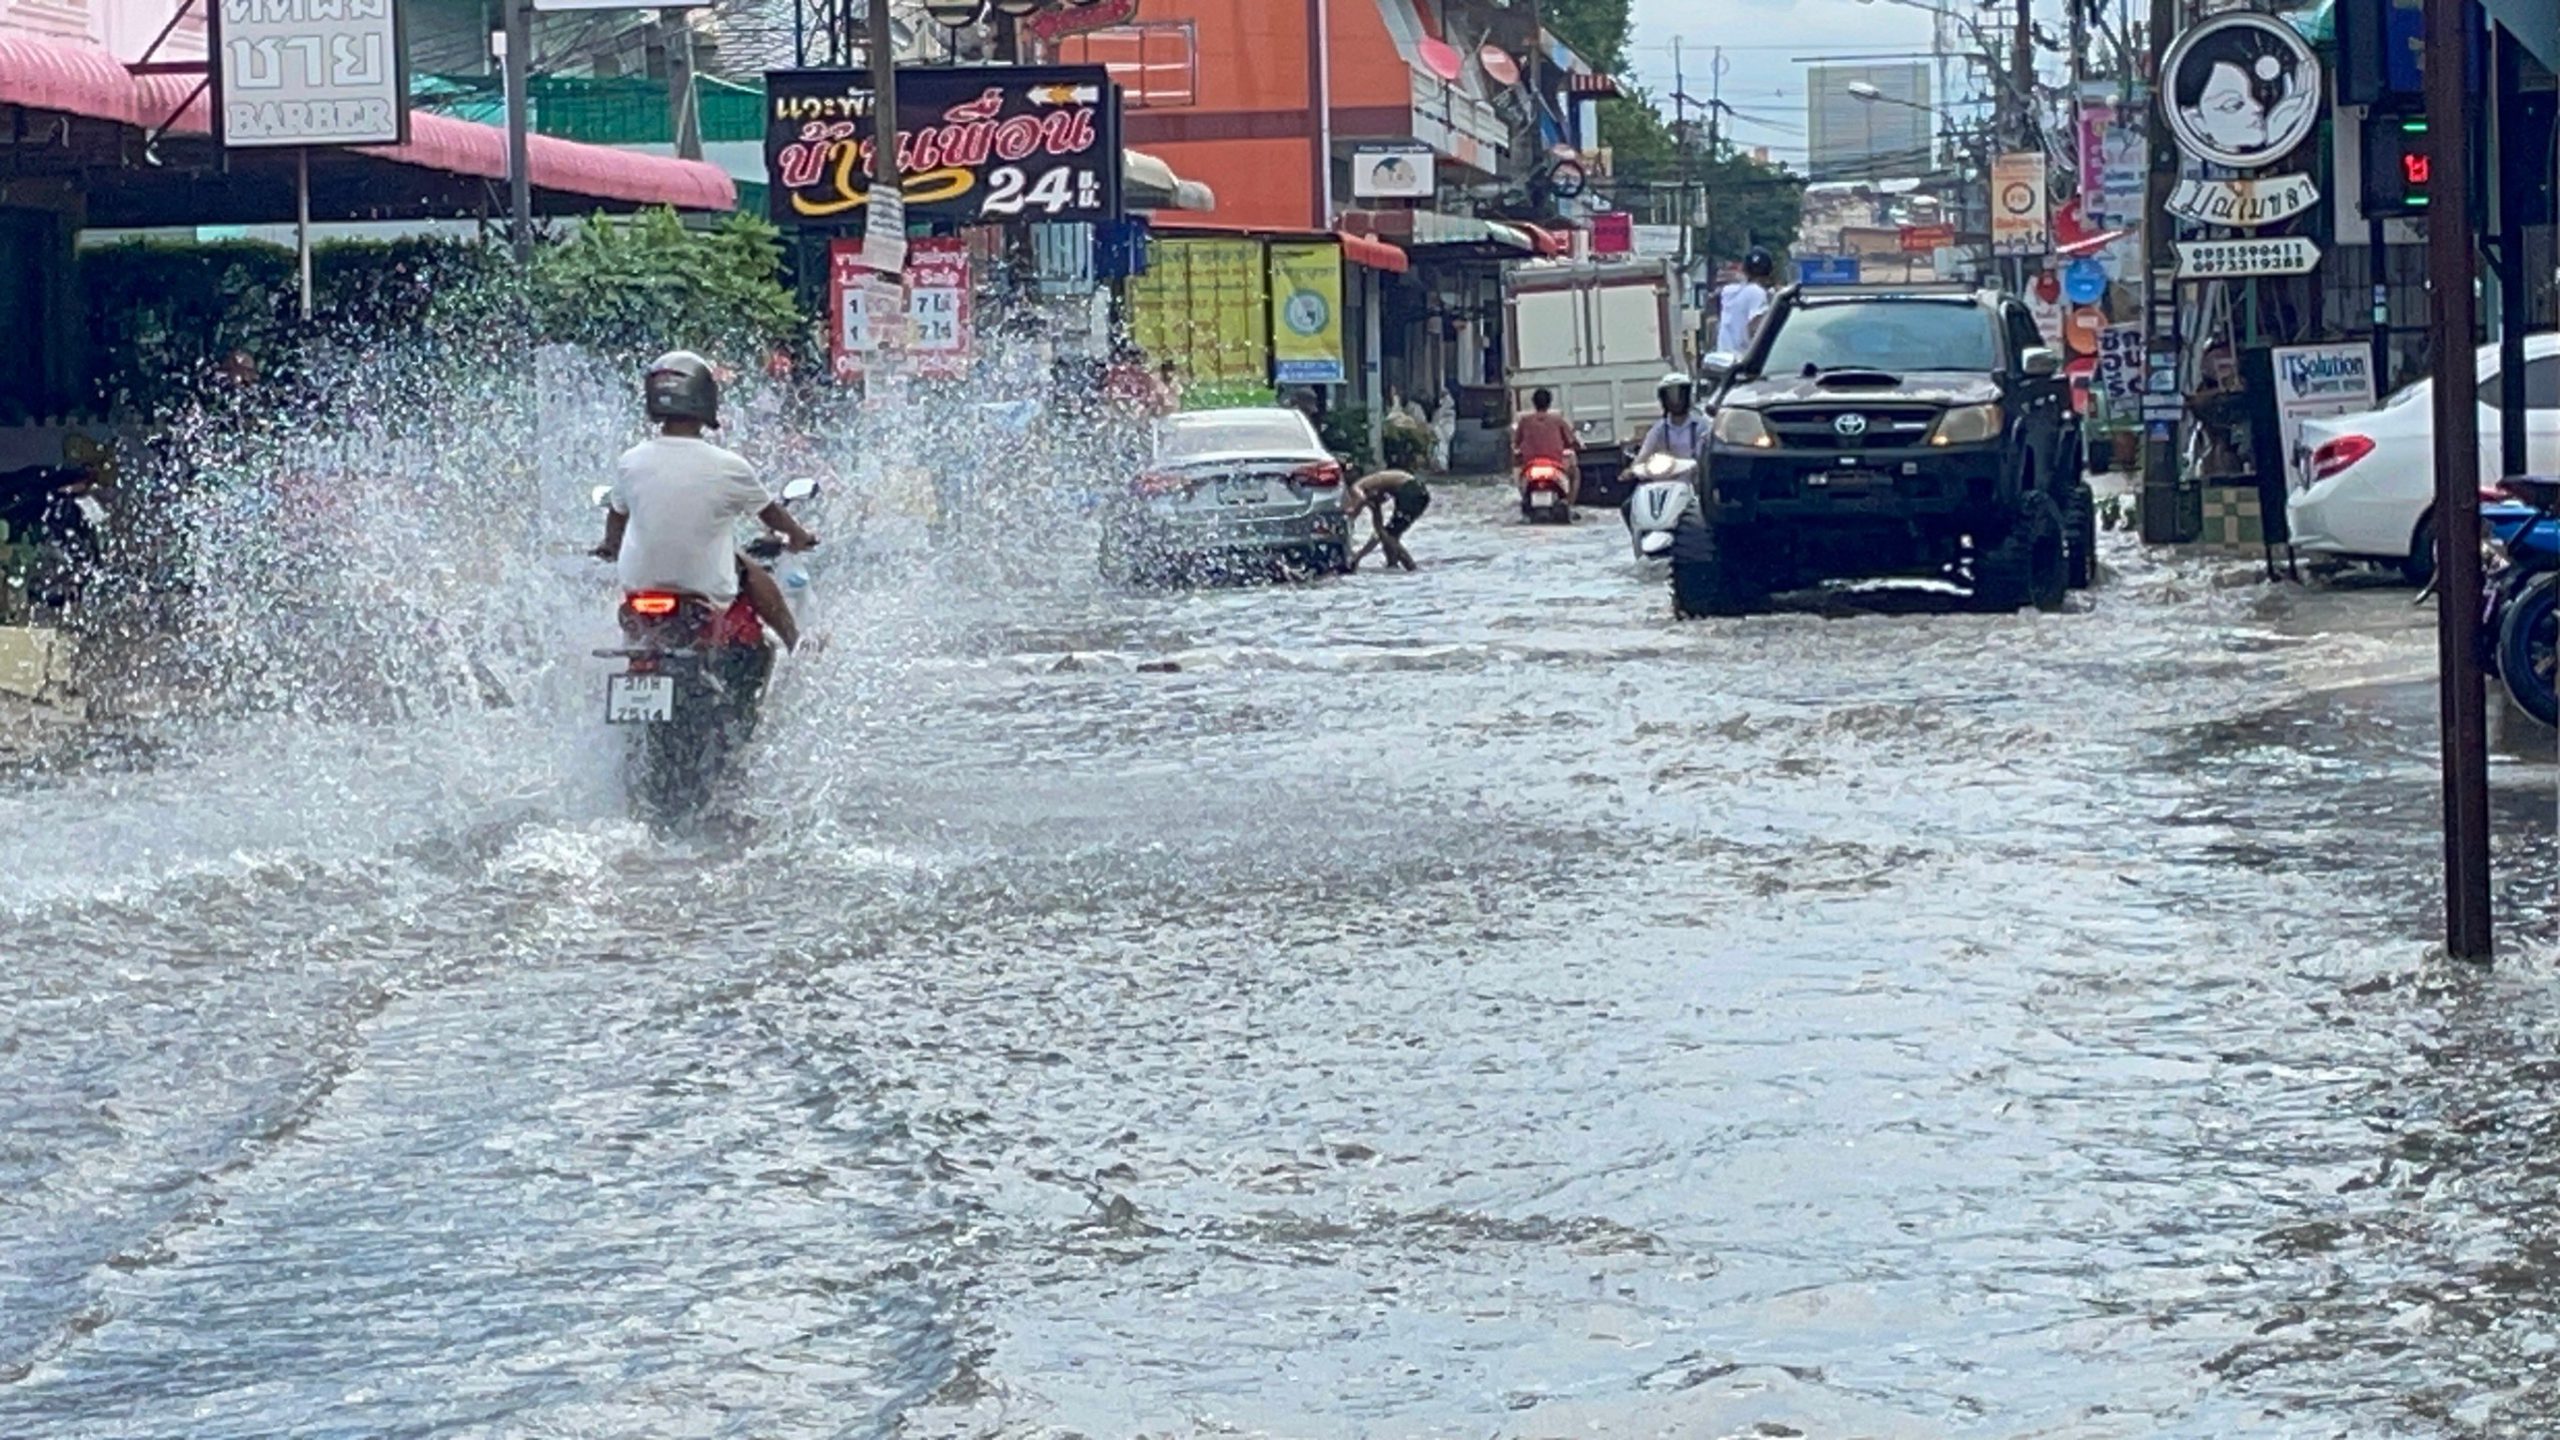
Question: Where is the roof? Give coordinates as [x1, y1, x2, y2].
[0, 32, 734, 218]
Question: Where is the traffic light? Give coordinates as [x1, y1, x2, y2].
[2361, 112, 2431, 216]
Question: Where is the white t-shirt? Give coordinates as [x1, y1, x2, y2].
[1715, 281, 1770, 354]
[1636, 415, 1708, 462]
[610, 436, 771, 604]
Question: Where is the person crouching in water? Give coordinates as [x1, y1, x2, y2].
[1343, 467, 1429, 572]
[594, 350, 817, 652]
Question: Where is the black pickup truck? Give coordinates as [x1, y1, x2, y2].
[1668, 283, 2094, 617]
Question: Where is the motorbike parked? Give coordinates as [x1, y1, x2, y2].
[593, 477, 820, 822]
[1517, 458, 1574, 523]
[2482, 476, 2558, 728]
[1621, 450, 1699, 563]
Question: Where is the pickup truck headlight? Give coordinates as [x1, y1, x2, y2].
[1928, 403, 2003, 446]
[1712, 407, 1774, 448]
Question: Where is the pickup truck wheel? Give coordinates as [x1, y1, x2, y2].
[1668, 512, 1765, 618]
[2065, 480, 2097, 590]
[1975, 493, 2066, 612]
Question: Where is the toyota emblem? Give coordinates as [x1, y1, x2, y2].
[1833, 413, 1869, 438]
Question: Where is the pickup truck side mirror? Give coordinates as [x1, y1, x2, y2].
[2020, 347, 2062, 379]
[1698, 351, 1738, 385]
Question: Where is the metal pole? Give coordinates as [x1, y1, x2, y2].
[667, 8, 702, 162]
[505, 0, 533, 264]
[1307, 0, 1332, 228]
[295, 146, 313, 321]
[867, 0, 898, 191]
[2136, 0, 2179, 541]
[2492, 27, 2527, 476]
[2423, 0, 2493, 962]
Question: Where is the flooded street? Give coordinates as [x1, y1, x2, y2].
[1, 487, 2554, 1439]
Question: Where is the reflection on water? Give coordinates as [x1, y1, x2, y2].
[1, 382, 2554, 1437]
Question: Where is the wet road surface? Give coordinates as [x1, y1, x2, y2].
[2, 485, 2555, 1439]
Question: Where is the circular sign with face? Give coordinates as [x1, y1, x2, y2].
[2159, 11, 2322, 169]
[1283, 288, 1330, 337]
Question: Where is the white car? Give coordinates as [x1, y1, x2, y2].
[2288, 334, 2559, 582]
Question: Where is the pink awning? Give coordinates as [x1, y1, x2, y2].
[0, 32, 733, 213]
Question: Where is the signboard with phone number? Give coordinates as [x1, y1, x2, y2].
[765, 65, 1123, 228]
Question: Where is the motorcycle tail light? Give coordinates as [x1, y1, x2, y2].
[1291, 461, 1344, 488]
[2309, 434, 2375, 481]
[1524, 462, 1565, 483]
[626, 593, 681, 617]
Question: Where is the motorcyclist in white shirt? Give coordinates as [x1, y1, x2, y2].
[1633, 372, 1708, 465]
[594, 351, 817, 650]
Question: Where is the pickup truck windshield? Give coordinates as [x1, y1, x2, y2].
[1755, 301, 2002, 377]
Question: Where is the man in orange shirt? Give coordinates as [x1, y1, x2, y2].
[1511, 387, 1580, 506]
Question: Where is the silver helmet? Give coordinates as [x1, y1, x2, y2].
[1657, 370, 1695, 408]
[643, 350, 721, 428]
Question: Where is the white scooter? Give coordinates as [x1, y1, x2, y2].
[1622, 451, 1700, 563]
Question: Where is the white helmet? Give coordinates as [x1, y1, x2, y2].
[1658, 371, 1695, 407]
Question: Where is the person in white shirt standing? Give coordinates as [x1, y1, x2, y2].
[1713, 247, 1778, 356]
[595, 351, 818, 651]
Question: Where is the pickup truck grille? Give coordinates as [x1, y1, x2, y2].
[1763, 404, 1941, 451]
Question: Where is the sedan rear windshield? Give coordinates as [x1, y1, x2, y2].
[1756, 301, 2002, 377]
[1155, 412, 1318, 459]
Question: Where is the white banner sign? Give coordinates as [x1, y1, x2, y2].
[2272, 342, 2377, 489]
[216, 0, 407, 148]
[2165, 174, 2321, 229]
[2173, 235, 2322, 278]
[1991, 152, 2048, 257]
[1351, 144, 1436, 200]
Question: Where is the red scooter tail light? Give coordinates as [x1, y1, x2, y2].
[626, 592, 682, 617]
[1291, 461, 1345, 488]
[2308, 434, 2375, 482]
[1523, 461, 1566, 484]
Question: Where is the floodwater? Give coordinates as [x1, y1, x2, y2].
[1, 483, 2554, 1439]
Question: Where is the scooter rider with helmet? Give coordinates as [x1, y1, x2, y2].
[1633, 371, 1707, 466]
[594, 350, 817, 652]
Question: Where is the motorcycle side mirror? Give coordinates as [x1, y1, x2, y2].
[590, 484, 614, 510]
[779, 477, 822, 504]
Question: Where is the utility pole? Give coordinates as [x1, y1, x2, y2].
[868, 0, 900, 239]
[1307, 0, 1332, 228]
[2423, 0, 2493, 961]
[2010, 0, 2034, 153]
[504, 0, 533, 264]
[666, 9, 702, 162]
[2135, 0, 2181, 543]
[1673, 37, 1689, 247]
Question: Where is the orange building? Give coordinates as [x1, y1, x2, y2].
[1050, 0, 1517, 232]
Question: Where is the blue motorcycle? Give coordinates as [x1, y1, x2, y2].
[2482, 476, 2559, 729]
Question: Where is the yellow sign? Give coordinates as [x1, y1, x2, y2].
[1127, 239, 1268, 383]
[1267, 242, 1345, 386]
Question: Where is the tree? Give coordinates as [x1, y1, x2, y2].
[530, 208, 803, 361]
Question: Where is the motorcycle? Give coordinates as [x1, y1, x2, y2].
[593, 476, 820, 822]
[1516, 458, 1575, 523]
[2482, 476, 2558, 728]
[1622, 450, 1700, 562]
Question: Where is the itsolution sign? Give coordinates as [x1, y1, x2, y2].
[215, 0, 408, 149]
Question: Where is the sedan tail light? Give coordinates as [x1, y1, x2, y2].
[2308, 434, 2376, 481]
[1290, 460, 1344, 488]
[1133, 470, 1189, 497]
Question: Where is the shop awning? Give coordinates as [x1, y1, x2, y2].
[1337, 230, 1409, 274]
[0, 32, 734, 225]
[1125, 149, 1217, 213]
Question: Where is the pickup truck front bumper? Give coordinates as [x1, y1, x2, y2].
[1704, 442, 2003, 524]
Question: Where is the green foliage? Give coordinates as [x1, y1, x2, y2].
[1319, 405, 1377, 471]
[1539, 0, 1633, 71]
[1180, 380, 1282, 410]
[530, 209, 802, 361]
[1381, 411, 1435, 472]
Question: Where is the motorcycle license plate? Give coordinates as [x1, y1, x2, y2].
[606, 673, 674, 724]
[1528, 490, 1556, 508]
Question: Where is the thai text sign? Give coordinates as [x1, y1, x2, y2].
[766, 66, 1123, 228]
[2164, 174, 2320, 229]
[830, 237, 974, 379]
[215, 0, 407, 148]
[1268, 243, 1346, 386]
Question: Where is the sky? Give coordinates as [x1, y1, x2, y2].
[1620, 0, 1954, 166]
